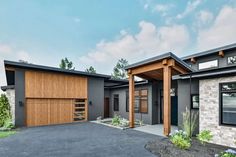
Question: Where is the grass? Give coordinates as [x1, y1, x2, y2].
[0, 131, 16, 138]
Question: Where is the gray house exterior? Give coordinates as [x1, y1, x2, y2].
[2, 43, 236, 148]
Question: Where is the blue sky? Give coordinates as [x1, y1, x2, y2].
[0, 0, 236, 86]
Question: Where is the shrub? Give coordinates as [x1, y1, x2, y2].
[111, 115, 121, 126]
[197, 130, 213, 145]
[219, 149, 236, 157]
[182, 107, 198, 138]
[0, 94, 12, 127]
[119, 118, 129, 127]
[170, 130, 191, 150]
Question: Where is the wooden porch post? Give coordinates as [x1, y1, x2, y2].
[129, 74, 135, 128]
[163, 65, 171, 136]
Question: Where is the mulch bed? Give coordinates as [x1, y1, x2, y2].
[145, 137, 234, 157]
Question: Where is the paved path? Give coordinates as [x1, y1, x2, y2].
[0, 122, 161, 157]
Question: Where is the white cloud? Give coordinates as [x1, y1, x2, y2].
[78, 21, 190, 74]
[197, 6, 236, 50]
[17, 50, 31, 61]
[0, 44, 12, 55]
[0, 44, 32, 88]
[152, 4, 174, 16]
[197, 10, 214, 26]
[177, 0, 203, 19]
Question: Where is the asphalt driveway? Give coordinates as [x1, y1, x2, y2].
[0, 122, 161, 157]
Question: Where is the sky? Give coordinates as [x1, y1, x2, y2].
[1, 0, 236, 87]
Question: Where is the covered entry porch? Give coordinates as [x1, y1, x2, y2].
[125, 53, 192, 136]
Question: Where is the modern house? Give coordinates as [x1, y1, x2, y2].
[1, 43, 236, 148]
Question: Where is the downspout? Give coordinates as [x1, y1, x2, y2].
[189, 73, 192, 136]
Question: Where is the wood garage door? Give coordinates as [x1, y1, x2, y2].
[26, 99, 87, 127]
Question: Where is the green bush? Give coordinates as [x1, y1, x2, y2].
[170, 130, 191, 150]
[197, 130, 213, 145]
[182, 107, 198, 138]
[111, 115, 121, 126]
[0, 94, 12, 127]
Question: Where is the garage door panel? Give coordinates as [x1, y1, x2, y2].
[26, 99, 74, 127]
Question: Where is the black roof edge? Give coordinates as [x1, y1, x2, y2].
[125, 52, 193, 72]
[181, 42, 236, 60]
[105, 80, 149, 89]
[1, 85, 15, 91]
[173, 64, 236, 80]
[4, 60, 111, 79]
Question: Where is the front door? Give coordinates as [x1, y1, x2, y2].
[104, 97, 110, 118]
[160, 96, 178, 125]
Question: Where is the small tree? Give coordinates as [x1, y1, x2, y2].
[0, 94, 11, 127]
[85, 66, 96, 74]
[59, 57, 75, 70]
[112, 58, 129, 79]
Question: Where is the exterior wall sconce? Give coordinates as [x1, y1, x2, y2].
[89, 101, 92, 106]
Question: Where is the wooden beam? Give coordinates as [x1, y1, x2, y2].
[172, 64, 188, 74]
[191, 57, 196, 64]
[162, 59, 168, 65]
[163, 65, 171, 136]
[5, 67, 15, 71]
[131, 61, 163, 75]
[129, 74, 135, 128]
[219, 50, 224, 58]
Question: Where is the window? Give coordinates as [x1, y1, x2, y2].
[113, 94, 119, 111]
[228, 56, 236, 64]
[191, 94, 199, 109]
[126, 89, 148, 113]
[220, 82, 236, 126]
[199, 60, 218, 70]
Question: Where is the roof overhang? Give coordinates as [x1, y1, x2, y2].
[4, 60, 111, 79]
[125, 52, 193, 80]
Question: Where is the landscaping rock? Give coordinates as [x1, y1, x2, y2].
[145, 138, 232, 157]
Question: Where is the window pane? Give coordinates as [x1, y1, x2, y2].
[191, 95, 199, 109]
[199, 60, 218, 70]
[221, 83, 236, 91]
[141, 89, 148, 96]
[114, 94, 119, 111]
[228, 56, 236, 64]
[140, 99, 148, 113]
[222, 93, 236, 125]
[134, 97, 139, 113]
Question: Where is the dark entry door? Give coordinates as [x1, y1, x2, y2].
[160, 96, 178, 125]
[104, 97, 110, 118]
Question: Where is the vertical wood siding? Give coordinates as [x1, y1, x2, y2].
[25, 71, 88, 99]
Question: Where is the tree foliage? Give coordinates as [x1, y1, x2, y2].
[112, 58, 129, 79]
[85, 66, 96, 74]
[0, 94, 11, 127]
[59, 57, 75, 70]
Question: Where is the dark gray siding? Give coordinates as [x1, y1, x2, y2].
[14, 69, 25, 127]
[88, 77, 104, 120]
[152, 81, 159, 124]
[186, 49, 236, 71]
[109, 83, 153, 124]
[177, 79, 199, 134]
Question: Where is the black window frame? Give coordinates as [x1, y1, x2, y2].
[219, 82, 236, 126]
[113, 94, 119, 111]
[191, 94, 199, 109]
[126, 89, 148, 114]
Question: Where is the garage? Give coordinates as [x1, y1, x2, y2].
[25, 71, 88, 127]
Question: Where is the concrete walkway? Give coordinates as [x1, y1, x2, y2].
[134, 124, 178, 136]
